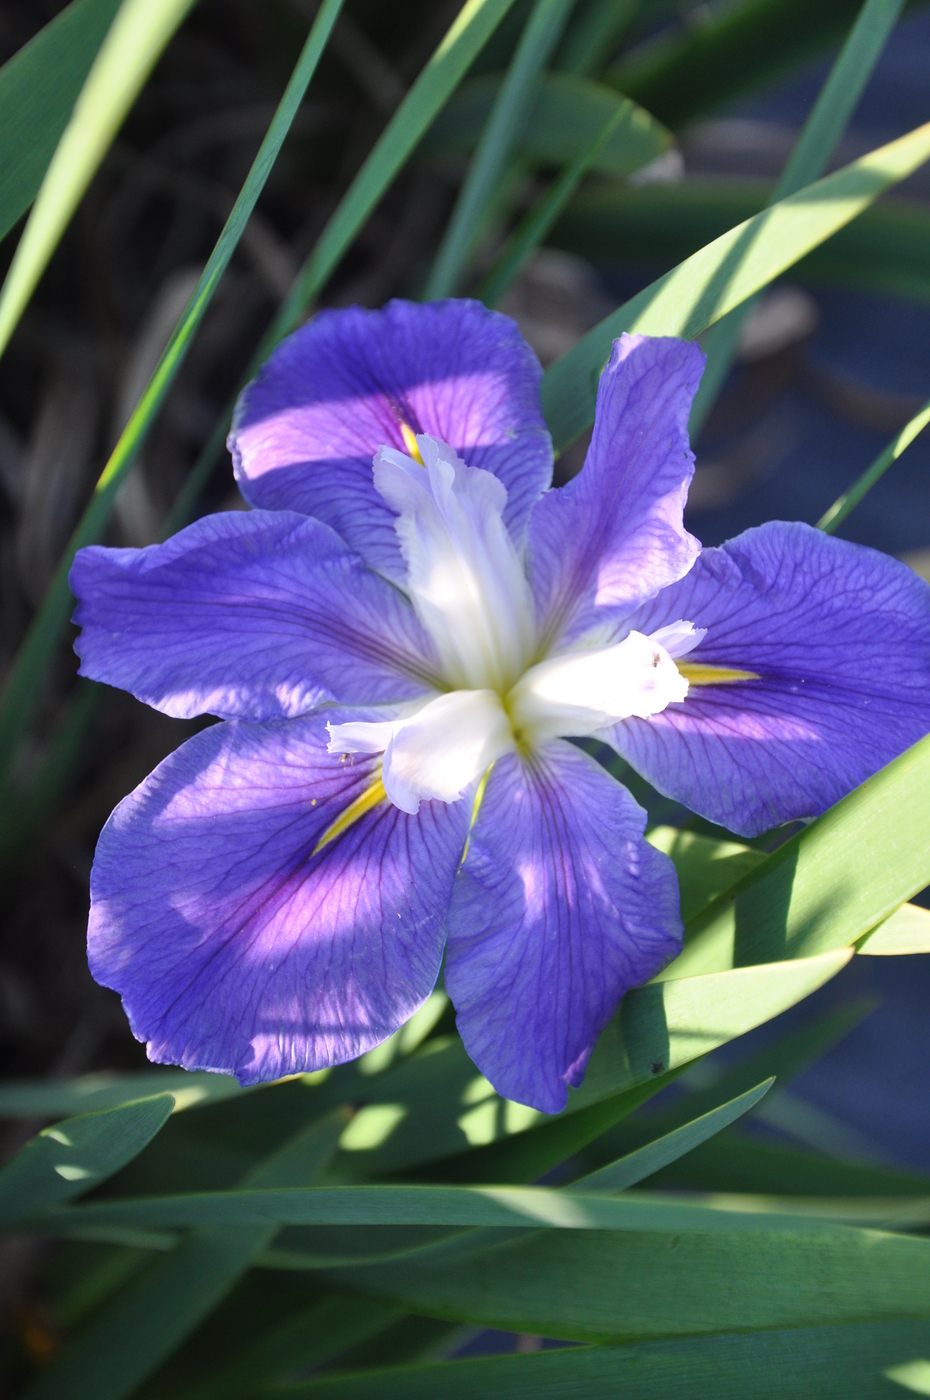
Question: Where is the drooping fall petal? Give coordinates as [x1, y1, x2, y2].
[609, 522, 930, 836]
[445, 741, 682, 1113]
[71, 510, 440, 720]
[89, 711, 469, 1083]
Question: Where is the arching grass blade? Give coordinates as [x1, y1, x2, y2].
[0, 0, 345, 795]
[0, 0, 123, 245]
[540, 120, 930, 454]
[575, 1079, 773, 1193]
[817, 396, 930, 532]
[424, 0, 576, 299]
[0, 0, 198, 361]
[689, 0, 906, 437]
[476, 98, 635, 305]
[0, 1095, 174, 1226]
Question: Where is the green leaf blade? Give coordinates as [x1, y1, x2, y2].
[690, 0, 906, 436]
[0, 0, 198, 360]
[0, 0, 345, 793]
[425, 0, 577, 299]
[541, 120, 930, 452]
[666, 732, 930, 979]
[0, 0, 123, 245]
[576, 1079, 774, 1193]
[273, 1321, 930, 1399]
[332, 1226, 930, 1342]
[271, 0, 521, 340]
[22, 1113, 348, 1400]
[0, 1094, 174, 1226]
[0, 1069, 242, 1121]
[859, 901, 930, 954]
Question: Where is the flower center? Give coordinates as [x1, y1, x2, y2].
[327, 436, 705, 814]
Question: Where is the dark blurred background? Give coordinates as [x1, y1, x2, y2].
[0, 0, 929, 1260]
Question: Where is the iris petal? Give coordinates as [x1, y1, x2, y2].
[70, 510, 439, 720]
[229, 299, 553, 581]
[526, 333, 703, 650]
[88, 711, 469, 1083]
[610, 521, 930, 836]
[446, 742, 682, 1113]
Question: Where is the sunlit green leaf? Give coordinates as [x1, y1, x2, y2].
[573, 951, 850, 1109]
[582, 999, 876, 1174]
[0, 0, 198, 360]
[646, 826, 764, 924]
[0, 0, 122, 245]
[541, 122, 930, 452]
[818, 396, 930, 532]
[416, 1070, 685, 1186]
[859, 902, 930, 955]
[550, 178, 930, 305]
[0, 0, 345, 794]
[313, 951, 849, 1177]
[660, 733, 930, 979]
[0, 1095, 174, 1226]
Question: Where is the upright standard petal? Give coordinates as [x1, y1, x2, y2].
[610, 522, 930, 836]
[88, 711, 469, 1083]
[229, 300, 553, 581]
[526, 334, 703, 650]
[445, 742, 682, 1113]
[70, 510, 440, 720]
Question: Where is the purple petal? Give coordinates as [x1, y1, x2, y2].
[611, 521, 930, 837]
[526, 334, 703, 648]
[229, 299, 553, 581]
[445, 742, 682, 1113]
[88, 711, 469, 1083]
[70, 510, 439, 720]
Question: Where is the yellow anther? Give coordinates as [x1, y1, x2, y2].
[312, 776, 388, 855]
[400, 422, 424, 464]
[678, 663, 760, 686]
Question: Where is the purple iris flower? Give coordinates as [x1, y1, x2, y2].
[69, 300, 930, 1113]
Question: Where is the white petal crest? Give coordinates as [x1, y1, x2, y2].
[328, 690, 514, 815]
[373, 434, 535, 692]
[649, 619, 707, 658]
[507, 629, 689, 746]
